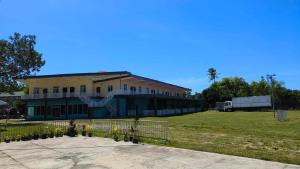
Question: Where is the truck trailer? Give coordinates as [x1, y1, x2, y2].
[216, 95, 272, 112]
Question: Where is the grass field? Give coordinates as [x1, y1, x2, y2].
[142, 111, 300, 165]
[1, 111, 299, 165]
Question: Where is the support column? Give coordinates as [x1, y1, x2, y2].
[154, 98, 158, 116]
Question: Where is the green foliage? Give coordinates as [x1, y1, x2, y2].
[55, 128, 64, 137]
[0, 32, 45, 93]
[199, 76, 300, 109]
[208, 68, 218, 83]
[112, 126, 121, 141]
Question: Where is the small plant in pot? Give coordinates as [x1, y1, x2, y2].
[49, 129, 55, 138]
[4, 136, 11, 143]
[55, 128, 64, 137]
[112, 127, 120, 142]
[21, 134, 27, 141]
[42, 127, 50, 139]
[33, 131, 39, 140]
[82, 124, 87, 136]
[27, 134, 33, 141]
[16, 135, 21, 141]
[11, 136, 16, 142]
[87, 125, 93, 137]
[67, 120, 78, 137]
[123, 132, 129, 142]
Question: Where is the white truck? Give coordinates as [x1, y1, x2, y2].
[216, 95, 272, 112]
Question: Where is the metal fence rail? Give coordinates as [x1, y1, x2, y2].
[0, 119, 168, 142]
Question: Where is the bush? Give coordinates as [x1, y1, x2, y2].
[55, 128, 64, 137]
[4, 136, 11, 143]
[87, 125, 94, 137]
[112, 127, 121, 142]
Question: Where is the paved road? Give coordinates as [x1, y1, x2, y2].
[0, 137, 299, 169]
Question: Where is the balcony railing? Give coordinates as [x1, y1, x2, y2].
[21, 92, 92, 100]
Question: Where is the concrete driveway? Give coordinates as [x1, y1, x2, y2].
[0, 137, 299, 169]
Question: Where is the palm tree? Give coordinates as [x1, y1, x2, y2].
[208, 68, 218, 83]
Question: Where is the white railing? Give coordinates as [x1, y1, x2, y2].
[21, 92, 92, 100]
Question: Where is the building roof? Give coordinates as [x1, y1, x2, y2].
[23, 71, 191, 91]
[24, 71, 130, 79]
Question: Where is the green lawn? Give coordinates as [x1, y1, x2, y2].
[142, 111, 300, 165]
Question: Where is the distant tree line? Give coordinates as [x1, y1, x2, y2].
[194, 68, 300, 110]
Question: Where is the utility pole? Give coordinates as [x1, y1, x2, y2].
[267, 74, 276, 118]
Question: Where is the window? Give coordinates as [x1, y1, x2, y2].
[68, 105, 73, 114]
[61, 105, 65, 115]
[33, 88, 39, 94]
[138, 86, 142, 93]
[108, 85, 113, 92]
[130, 86, 136, 92]
[63, 87, 68, 93]
[80, 85, 86, 93]
[70, 87, 75, 93]
[83, 104, 88, 114]
[151, 89, 155, 94]
[146, 88, 149, 94]
[96, 87, 101, 95]
[78, 104, 83, 114]
[53, 87, 59, 94]
[124, 84, 128, 91]
[43, 88, 48, 94]
[156, 90, 159, 95]
[73, 105, 78, 114]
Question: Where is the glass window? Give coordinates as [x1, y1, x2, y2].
[138, 86, 142, 93]
[151, 89, 155, 94]
[124, 84, 128, 91]
[80, 85, 86, 93]
[68, 105, 73, 114]
[83, 104, 88, 114]
[96, 87, 101, 93]
[108, 85, 113, 92]
[53, 87, 59, 94]
[43, 88, 48, 94]
[70, 87, 75, 93]
[33, 88, 39, 94]
[78, 104, 83, 114]
[147, 88, 150, 94]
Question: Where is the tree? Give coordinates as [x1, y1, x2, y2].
[208, 68, 218, 83]
[0, 32, 45, 93]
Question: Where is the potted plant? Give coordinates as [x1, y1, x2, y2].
[123, 131, 129, 142]
[33, 131, 39, 140]
[49, 129, 55, 138]
[21, 135, 27, 141]
[55, 128, 64, 137]
[67, 120, 78, 137]
[87, 125, 93, 137]
[11, 136, 16, 142]
[27, 134, 33, 141]
[82, 124, 87, 136]
[4, 136, 11, 143]
[16, 135, 21, 142]
[112, 127, 120, 142]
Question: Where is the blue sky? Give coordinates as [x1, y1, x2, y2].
[1, 0, 299, 93]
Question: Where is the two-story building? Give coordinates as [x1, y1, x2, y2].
[21, 71, 202, 120]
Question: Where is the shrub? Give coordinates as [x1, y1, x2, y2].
[82, 124, 87, 136]
[4, 136, 11, 143]
[16, 135, 21, 141]
[112, 127, 121, 142]
[55, 128, 64, 137]
[87, 125, 94, 137]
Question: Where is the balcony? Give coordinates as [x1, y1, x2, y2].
[21, 92, 90, 100]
